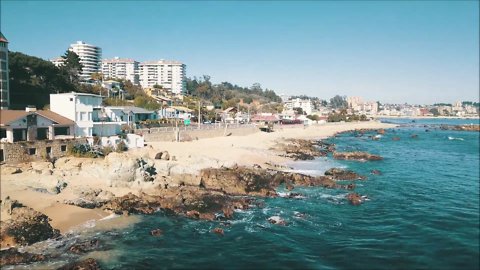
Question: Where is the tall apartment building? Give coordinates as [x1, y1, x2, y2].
[102, 57, 139, 85]
[0, 32, 9, 109]
[284, 98, 313, 115]
[139, 60, 186, 94]
[69, 41, 102, 81]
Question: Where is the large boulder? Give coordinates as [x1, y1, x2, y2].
[199, 167, 277, 197]
[104, 153, 138, 187]
[0, 205, 59, 247]
[68, 239, 100, 254]
[64, 188, 115, 209]
[275, 139, 332, 161]
[324, 168, 366, 180]
[346, 193, 364, 205]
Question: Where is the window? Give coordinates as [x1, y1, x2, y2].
[61, 145, 67, 152]
[28, 148, 36, 155]
[69, 98, 73, 102]
[46, 147, 52, 154]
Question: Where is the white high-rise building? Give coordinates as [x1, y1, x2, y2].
[284, 98, 313, 115]
[139, 60, 186, 94]
[102, 57, 139, 85]
[69, 41, 102, 81]
[0, 32, 9, 109]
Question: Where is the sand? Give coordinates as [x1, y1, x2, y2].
[0, 121, 396, 236]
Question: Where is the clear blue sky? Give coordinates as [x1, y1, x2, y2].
[1, 0, 479, 104]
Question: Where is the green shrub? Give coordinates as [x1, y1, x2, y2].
[116, 140, 128, 152]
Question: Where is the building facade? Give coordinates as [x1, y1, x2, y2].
[50, 92, 105, 137]
[69, 41, 102, 81]
[0, 107, 74, 143]
[284, 98, 313, 115]
[0, 32, 9, 109]
[139, 60, 186, 94]
[102, 57, 139, 85]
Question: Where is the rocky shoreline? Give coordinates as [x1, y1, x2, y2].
[0, 124, 392, 269]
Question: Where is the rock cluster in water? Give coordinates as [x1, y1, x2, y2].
[0, 130, 388, 267]
[0, 248, 46, 266]
[333, 151, 383, 161]
[275, 139, 335, 160]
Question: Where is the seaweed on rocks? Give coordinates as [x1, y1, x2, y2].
[0, 248, 46, 266]
[0, 205, 60, 247]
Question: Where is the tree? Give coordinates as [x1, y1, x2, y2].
[8, 51, 75, 109]
[330, 95, 347, 109]
[429, 108, 440, 116]
[60, 50, 83, 84]
[134, 95, 161, 110]
[293, 107, 304, 115]
[306, 115, 320, 121]
[90, 72, 103, 83]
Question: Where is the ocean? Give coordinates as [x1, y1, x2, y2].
[16, 118, 480, 270]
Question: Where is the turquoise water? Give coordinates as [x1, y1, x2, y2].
[59, 119, 480, 269]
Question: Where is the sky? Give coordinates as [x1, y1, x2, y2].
[1, 0, 479, 104]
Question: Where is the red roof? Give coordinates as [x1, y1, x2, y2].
[0, 110, 74, 126]
[0, 32, 8, 43]
[251, 114, 280, 122]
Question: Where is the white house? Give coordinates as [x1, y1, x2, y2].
[104, 106, 156, 126]
[50, 92, 124, 137]
[157, 106, 192, 120]
[0, 107, 74, 143]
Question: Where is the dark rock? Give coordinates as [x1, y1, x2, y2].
[333, 151, 383, 161]
[57, 258, 101, 270]
[68, 239, 100, 254]
[287, 192, 305, 199]
[212, 227, 224, 236]
[102, 192, 160, 215]
[275, 139, 332, 161]
[0, 248, 45, 266]
[324, 168, 366, 180]
[268, 216, 287, 226]
[154, 152, 163, 159]
[0, 206, 60, 247]
[199, 167, 278, 197]
[346, 193, 363, 205]
[150, 229, 163, 236]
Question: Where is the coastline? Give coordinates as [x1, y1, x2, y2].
[0, 120, 396, 249]
[373, 115, 480, 120]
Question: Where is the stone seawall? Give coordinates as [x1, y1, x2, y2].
[142, 126, 259, 142]
[0, 138, 87, 164]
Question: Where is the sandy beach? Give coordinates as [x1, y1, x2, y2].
[0, 121, 395, 241]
